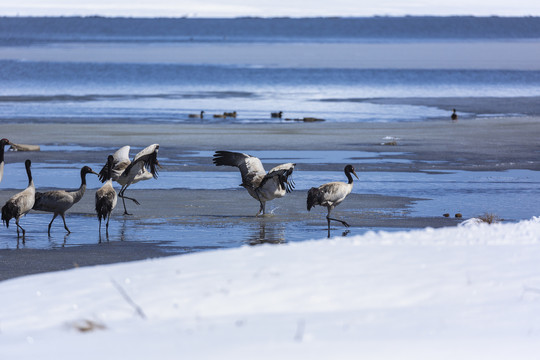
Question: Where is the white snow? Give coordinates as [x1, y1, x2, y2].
[2, 218, 540, 359]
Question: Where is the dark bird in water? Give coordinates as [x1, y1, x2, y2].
[33, 166, 98, 235]
[95, 155, 117, 236]
[214, 111, 237, 118]
[271, 111, 283, 118]
[1, 159, 35, 240]
[98, 144, 160, 215]
[189, 111, 204, 119]
[213, 151, 295, 216]
[451, 109, 458, 121]
[307, 164, 358, 236]
[0, 138, 12, 183]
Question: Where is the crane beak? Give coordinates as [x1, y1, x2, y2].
[352, 170, 359, 180]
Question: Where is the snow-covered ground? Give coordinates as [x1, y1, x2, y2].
[1, 218, 540, 359]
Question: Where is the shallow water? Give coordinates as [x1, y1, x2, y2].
[1, 157, 538, 251]
[0, 148, 408, 189]
[189, 150, 409, 164]
[3, 147, 538, 223]
[0, 211, 403, 251]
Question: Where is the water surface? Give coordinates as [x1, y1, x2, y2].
[1, 17, 540, 123]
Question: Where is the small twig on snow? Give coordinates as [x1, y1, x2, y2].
[110, 278, 147, 320]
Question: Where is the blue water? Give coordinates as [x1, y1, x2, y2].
[2, 165, 538, 250]
[1, 16, 540, 123]
[3, 149, 539, 223]
[2, 17, 540, 45]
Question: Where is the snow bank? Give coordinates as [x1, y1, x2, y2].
[1, 218, 540, 359]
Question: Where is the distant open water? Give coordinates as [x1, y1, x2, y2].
[1, 16, 540, 123]
[2, 17, 540, 45]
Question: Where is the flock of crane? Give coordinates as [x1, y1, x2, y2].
[0, 138, 359, 242]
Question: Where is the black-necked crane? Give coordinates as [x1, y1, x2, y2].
[213, 151, 295, 216]
[1, 159, 35, 239]
[96, 155, 117, 236]
[451, 109, 458, 121]
[189, 111, 204, 119]
[33, 166, 98, 235]
[98, 144, 160, 215]
[307, 164, 358, 236]
[0, 138, 12, 183]
[271, 111, 283, 118]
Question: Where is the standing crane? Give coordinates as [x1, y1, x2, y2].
[0, 138, 12, 183]
[96, 155, 117, 237]
[1, 159, 35, 240]
[307, 164, 358, 236]
[98, 144, 160, 215]
[213, 150, 295, 216]
[33, 166, 98, 235]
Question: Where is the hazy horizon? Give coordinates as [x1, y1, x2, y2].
[1, 14, 540, 19]
[1, 0, 539, 18]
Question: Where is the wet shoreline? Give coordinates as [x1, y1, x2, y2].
[0, 189, 456, 281]
[1, 113, 539, 280]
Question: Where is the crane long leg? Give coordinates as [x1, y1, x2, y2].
[120, 195, 130, 215]
[105, 214, 111, 237]
[327, 216, 331, 238]
[60, 213, 71, 234]
[256, 201, 266, 217]
[48, 213, 58, 235]
[327, 216, 350, 228]
[119, 186, 140, 204]
[15, 218, 25, 240]
[98, 220, 103, 243]
[120, 195, 140, 205]
[257, 201, 267, 217]
[326, 208, 350, 229]
[118, 185, 140, 215]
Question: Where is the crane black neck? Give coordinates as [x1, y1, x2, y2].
[25, 160, 32, 184]
[80, 167, 91, 185]
[345, 171, 354, 184]
[0, 142, 6, 163]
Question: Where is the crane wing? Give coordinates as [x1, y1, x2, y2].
[259, 163, 296, 193]
[127, 144, 160, 179]
[113, 145, 130, 164]
[98, 155, 117, 183]
[33, 190, 71, 212]
[134, 144, 159, 162]
[213, 151, 266, 188]
[317, 181, 351, 205]
[102, 145, 131, 180]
